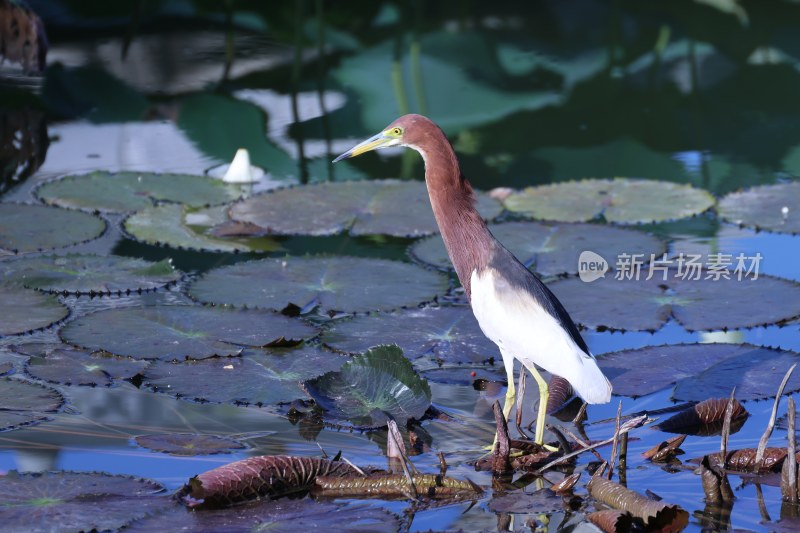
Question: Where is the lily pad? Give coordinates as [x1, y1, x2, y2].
[188, 257, 448, 313]
[503, 178, 715, 224]
[0, 284, 69, 336]
[12, 343, 148, 387]
[0, 204, 106, 254]
[60, 306, 318, 361]
[303, 345, 432, 429]
[144, 345, 347, 406]
[0, 254, 181, 294]
[124, 203, 282, 253]
[597, 343, 800, 400]
[228, 179, 502, 237]
[0, 471, 171, 533]
[409, 221, 665, 276]
[322, 306, 497, 365]
[547, 273, 800, 331]
[0, 377, 64, 431]
[35, 171, 245, 213]
[134, 433, 246, 456]
[717, 182, 800, 234]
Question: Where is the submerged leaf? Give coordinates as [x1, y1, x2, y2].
[0, 377, 64, 431]
[718, 182, 800, 234]
[410, 221, 665, 276]
[504, 178, 715, 224]
[314, 473, 482, 500]
[135, 433, 246, 456]
[188, 256, 447, 313]
[14, 342, 148, 386]
[36, 171, 245, 213]
[229, 180, 501, 237]
[60, 306, 318, 361]
[303, 345, 432, 429]
[0, 254, 181, 294]
[0, 204, 105, 254]
[0, 284, 69, 336]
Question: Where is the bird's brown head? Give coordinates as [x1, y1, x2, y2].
[333, 114, 440, 162]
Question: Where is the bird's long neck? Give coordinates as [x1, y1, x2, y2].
[416, 137, 496, 300]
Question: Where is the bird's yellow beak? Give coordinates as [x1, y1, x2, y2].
[332, 132, 398, 163]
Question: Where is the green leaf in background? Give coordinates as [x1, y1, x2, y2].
[0, 378, 64, 432]
[16, 343, 149, 387]
[0, 204, 106, 254]
[717, 182, 800, 234]
[0, 284, 69, 336]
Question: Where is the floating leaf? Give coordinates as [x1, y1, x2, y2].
[587, 477, 689, 531]
[410, 221, 665, 276]
[182, 455, 359, 508]
[60, 306, 318, 361]
[134, 433, 246, 456]
[228, 179, 502, 237]
[124, 204, 282, 253]
[144, 345, 347, 406]
[598, 343, 800, 400]
[0, 284, 69, 336]
[0, 471, 171, 533]
[322, 306, 496, 364]
[0, 254, 181, 294]
[488, 488, 564, 513]
[654, 398, 749, 435]
[12, 343, 148, 387]
[700, 448, 795, 474]
[0, 204, 105, 254]
[717, 182, 800, 234]
[36, 171, 245, 213]
[314, 473, 482, 500]
[0, 377, 64, 431]
[548, 273, 800, 331]
[303, 345, 432, 429]
[504, 178, 715, 224]
[587, 509, 634, 533]
[188, 257, 447, 313]
[642, 435, 687, 463]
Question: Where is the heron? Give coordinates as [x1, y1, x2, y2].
[334, 114, 612, 445]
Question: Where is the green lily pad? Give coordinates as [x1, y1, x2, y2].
[124, 203, 282, 253]
[12, 343, 148, 387]
[409, 221, 665, 276]
[598, 343, 800, 400]
[144, 345, 347, 406]
[0, 377, 64, 431]
[503, 178, 715, 224]
[0, 204, 106, 254]
[717, 182, 800, 234]
[60, 306, 318, 361]
[228, 179, 502, 237]
[322, 306, 497, 365]
[548, 273, 800, 331]
[302, 345, 432, 429]
[188, 257, 448, 313]
[0, 471, 171, 533]
[0, 254, 181, 294]
[0, 284, 69, 336]
[134, 433, 246, 456]
[35, 171, 245, 214]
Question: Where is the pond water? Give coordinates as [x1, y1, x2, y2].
[2, 2, 800, 532]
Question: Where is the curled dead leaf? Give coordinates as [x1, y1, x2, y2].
[655, 398, 748, 436]
[587, 476, 689, 532]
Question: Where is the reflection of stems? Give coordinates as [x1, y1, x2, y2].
[292, 0, 308, 183]
[222, 0, 234, 82]
[410, 0, 427, 116]
[314, 0, 333, 181]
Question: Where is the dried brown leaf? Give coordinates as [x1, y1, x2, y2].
[642, 435, 687, 462]
[655, 398, 748, 435]
[587, 509, 634, 533]
[587, 477, 689, 532]
[550, 472, 581, 494]
[702, 447, 797, 474]
[313, 473, 482, 500]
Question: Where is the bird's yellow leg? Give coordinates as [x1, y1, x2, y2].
[486, 363, 517, 452]
[525, 364, 550, 446]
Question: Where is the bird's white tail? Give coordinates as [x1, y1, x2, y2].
[568, 354, 612, 404]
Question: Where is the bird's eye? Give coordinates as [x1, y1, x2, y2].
[391, 127, 402, 136]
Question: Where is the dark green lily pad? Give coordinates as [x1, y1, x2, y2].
[0, 471, 171, 533]
[134, 433, 246, 456]
[548, 273, 800, 331]
[12, 343, 148, 387]
[35, 171, 245, 213]
[0, 254, 181, 294]
[0, 204, 106, 254]
[717, 182, 800, 234]
[144, 345, 347, 406]
[0, 284, 69, 336]
[0, 377, 64, 431]
[409, 221, 665, 276]
[303, 345, 432, 429]
[60, 306, 318, 361]
[322, 306, 497, 365]
[228, 179, 502, 237]
[503, 178, 715, 224]
[597, 343, 800, 400]
[188, 257, 448, 313]
[124, 498, 399, 533]
[124, 204, 282, 253]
